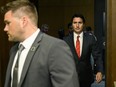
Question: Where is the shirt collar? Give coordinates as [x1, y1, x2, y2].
[20, 29, 40, 49]
[74, 31, 83, 39]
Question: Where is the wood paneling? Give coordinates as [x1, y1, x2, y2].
[106, 0, 116, 87]
[38, 0, 94, 37]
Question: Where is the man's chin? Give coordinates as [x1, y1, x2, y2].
[75, 30, 82, 34]
[8, 38, 14, 42]
[8, 39, 13, 42]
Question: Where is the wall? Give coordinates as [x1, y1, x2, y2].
[38, 0, 94, 37]
[106, 0, 116, 87]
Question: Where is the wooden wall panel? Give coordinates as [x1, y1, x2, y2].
[39, 5, 65, 37]
[106, 0, 116, 86]
[112, 0, 116, 82]
[38, 0, 94, 37]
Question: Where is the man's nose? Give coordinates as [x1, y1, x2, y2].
[4, 25, 8, 31]
[76, 23, 79, 27]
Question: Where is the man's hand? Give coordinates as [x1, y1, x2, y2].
[96, 72, 103, 83]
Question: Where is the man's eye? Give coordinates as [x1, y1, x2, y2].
[5, 22, 10, 25]
[73, 22, 77, 24]
[78, 22, 83, 24]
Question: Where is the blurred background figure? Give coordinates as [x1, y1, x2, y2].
[63, 14, 104, 87]
[84, 26, 93, 34]
[67, 22, 73, 35]
[58, 27, 65, 39]
[40, 24, 49, 34]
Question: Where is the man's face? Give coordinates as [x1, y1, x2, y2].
[4, 11, 23, 42]
[72, 17, 84, 34]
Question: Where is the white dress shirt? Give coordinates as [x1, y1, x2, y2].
[73, 32, 83, 56]
[11, 29, 40, 86]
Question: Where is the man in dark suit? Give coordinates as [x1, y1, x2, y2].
[63, 14, 103, 87]
[1, 1, 79, 87]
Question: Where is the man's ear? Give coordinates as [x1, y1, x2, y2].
[20, 16, 28, 27]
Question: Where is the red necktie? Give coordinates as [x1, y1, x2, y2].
[76, 36, 80, 58]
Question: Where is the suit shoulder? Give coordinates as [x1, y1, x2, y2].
[63, 33, 73, 40]
[43, 34, 67, 44]
[84, 32, 97, 41]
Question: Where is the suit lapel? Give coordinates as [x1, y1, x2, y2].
[5, 44, 18, 87]
[67, 34, 79, 63]
[19, 32, 43, 86]
[81, 32, 87, 59]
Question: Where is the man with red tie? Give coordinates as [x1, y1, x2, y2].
[63, 14, 104, 87]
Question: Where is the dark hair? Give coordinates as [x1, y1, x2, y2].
[71, 14, 85, 23]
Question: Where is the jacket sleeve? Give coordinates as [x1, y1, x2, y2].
[48, 40, 79, 87]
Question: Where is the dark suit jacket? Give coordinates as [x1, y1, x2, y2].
[4, 32, 79, 87]
[63, 32, 103, 87]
